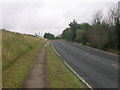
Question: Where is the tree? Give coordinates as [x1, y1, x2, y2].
[105, 2, 120, 50]
[43, 33, 55, 39]
[80, 23, 91, 31]
[75, 29, 88, 44]
[61, 1, 119, 54]
[69, 19, 79, 42]
[62, 28, 71, 41]
[90, 10, 104, 48]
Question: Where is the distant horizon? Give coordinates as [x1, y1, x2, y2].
[1, 0, 119, 36]
[1, 28, 63, 37]
[1, 20, 91, 37]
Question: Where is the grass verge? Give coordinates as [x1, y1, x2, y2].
[3, 31, 47, 88]
[46, 44, 85, 88]
[3, 40, 47, 88]
[2, 30, 44, 70]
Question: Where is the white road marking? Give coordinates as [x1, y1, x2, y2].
[112, 64, 119, 68]
[51, 42, 60, 57]
[51, 42, 93, 90]
[64, 61, 94, 90]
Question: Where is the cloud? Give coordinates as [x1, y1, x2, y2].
[1, 0, 119, 36]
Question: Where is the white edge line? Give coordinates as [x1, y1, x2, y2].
[50, 42, 93, 90]
[51, 42, 60, 57]
[64, 61, 93, 90]
[112, 64, 119, 68]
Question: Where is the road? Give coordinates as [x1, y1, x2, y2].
[51, 40, 119, 88]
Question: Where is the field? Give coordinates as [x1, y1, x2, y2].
[2, 30, 47, 88]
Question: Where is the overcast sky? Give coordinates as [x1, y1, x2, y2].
[1, 0, 119, 36]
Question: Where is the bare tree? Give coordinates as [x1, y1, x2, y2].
[91, 10, 103, 25]
[90, 10, 104, 49]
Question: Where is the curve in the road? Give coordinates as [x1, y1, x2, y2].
[51, 41, 118, 88]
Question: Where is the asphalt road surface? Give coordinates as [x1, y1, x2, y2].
[51, 41, 119, 88]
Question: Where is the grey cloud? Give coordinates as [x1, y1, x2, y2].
[1, 1, 119, 36]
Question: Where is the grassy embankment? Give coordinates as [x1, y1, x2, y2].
[0, 30, 2, 88]
[46, 44, 85, 88]
[2, 30, 47, 88]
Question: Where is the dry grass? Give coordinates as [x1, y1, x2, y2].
[2, 30, 44, 70]
[2, 30, 47, 88]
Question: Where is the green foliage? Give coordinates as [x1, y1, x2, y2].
[116, 18, 120, 50]
[62, 28, 71, 41]
[44, 33, 55, 39]
[62, 2, 119, 54]
[69, 20, 79, 42]
[80, 23, 91, 31]
[55, 36, 62, 39]
[62, 21, 91, 42]
[75, 29, 88, 44]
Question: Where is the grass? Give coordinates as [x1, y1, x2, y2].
[0, 30, 2, 88]
[46, 44, 85, 88]
[2, 30, 47, 88]
[2, 30, 45, 70]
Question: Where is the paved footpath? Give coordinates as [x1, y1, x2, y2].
[23, 45, 46, 88]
